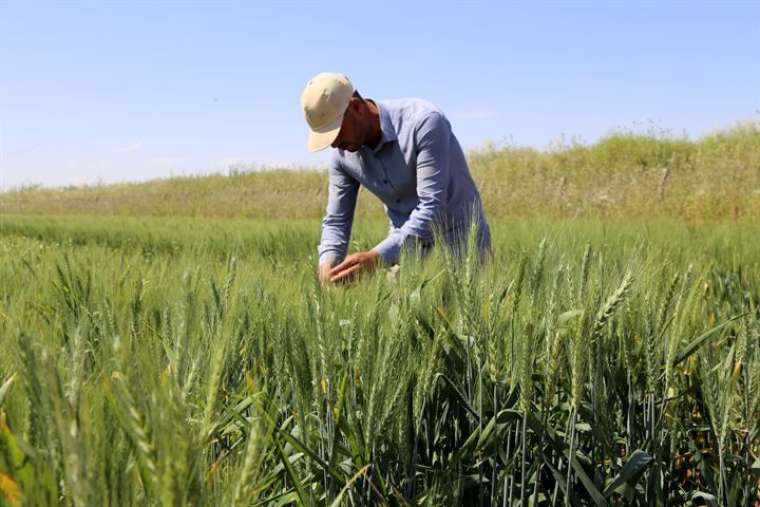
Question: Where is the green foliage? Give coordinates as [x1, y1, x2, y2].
[0, 217, 759, 505]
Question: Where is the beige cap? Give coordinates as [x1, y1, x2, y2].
[300, 72, 355, 152]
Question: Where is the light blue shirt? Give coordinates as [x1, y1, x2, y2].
[318, 97, 490, 266]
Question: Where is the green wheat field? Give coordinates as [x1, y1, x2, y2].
[1, 127, 760, 506]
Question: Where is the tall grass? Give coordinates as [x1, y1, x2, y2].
[0, 217, 759, 505]
[2, 122, 760, 221]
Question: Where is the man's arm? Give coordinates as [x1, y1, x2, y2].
[372, 111, 450, 264]
[318, 157, 360, 273]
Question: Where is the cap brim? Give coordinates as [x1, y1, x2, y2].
[307, 115, 344, 152]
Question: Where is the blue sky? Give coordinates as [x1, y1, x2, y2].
[1, 1, 759, 189]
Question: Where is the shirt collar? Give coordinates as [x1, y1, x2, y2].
[367, 99, 397, 153]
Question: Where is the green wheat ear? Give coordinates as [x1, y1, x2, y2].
[592, 270, 633, 339]
[109, 372, 159, 496]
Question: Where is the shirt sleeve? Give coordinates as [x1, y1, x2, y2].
[372, 111, 450, 264]
[318, 156, 360, 266]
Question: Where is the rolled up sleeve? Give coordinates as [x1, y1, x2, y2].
[373, 112, 450, 264]
[318, 157, 359, 266]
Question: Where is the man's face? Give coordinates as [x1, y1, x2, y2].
[331, 97, 366, 152]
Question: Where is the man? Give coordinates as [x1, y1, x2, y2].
[300, 72, 491, 285]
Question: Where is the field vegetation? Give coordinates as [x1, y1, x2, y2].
[1, 217, 759, 505]
[2, 123, 760, 221]
[1, 125, 760, 505]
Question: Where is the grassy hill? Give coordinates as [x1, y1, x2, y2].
[2, 122, 759, 221]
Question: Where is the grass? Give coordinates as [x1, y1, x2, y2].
[1, 215, 759, 505]
[2, 121, 760, 221]
[1, 121, 760, 504]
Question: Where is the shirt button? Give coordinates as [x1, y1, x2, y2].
[395, 199, 401, 203]
[383, 179, 388, 184]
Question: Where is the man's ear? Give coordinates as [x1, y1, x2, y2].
[348, 96, 363, 113]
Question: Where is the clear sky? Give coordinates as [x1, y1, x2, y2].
[1, 1, 759, 189]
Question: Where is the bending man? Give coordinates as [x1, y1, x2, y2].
[300, 72, 491, 284]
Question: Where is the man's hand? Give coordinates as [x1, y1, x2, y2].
[326, 251, 380, 284]
[318, 262, 334, 285]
